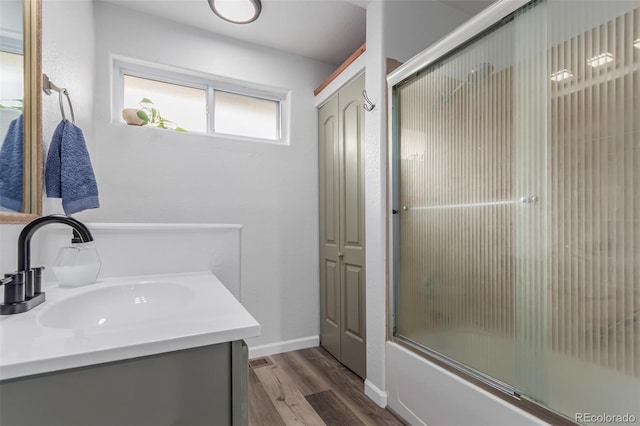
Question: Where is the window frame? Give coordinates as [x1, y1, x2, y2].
[113, 58, 289, 144]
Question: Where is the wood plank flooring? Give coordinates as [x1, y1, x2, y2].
[249, 347, 406, 426]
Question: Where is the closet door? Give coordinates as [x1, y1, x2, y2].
[318, 74, 366, 379]
[319, 95, 341, 360]
[338, 75, 366, 379]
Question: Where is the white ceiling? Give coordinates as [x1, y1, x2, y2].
[101, 0, 495, 66]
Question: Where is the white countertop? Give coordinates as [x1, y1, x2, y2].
[0, 272, 260, 381]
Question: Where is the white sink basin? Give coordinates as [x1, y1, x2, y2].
[0, 272, 261, 381]
[37, 282, 196, 330]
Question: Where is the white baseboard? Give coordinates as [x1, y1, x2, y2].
[365, 379, 388, 408]
[248, 335, 319, 359]
[248, 336, 389, 409]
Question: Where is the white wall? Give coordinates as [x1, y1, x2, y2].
[385, 0, 472, 63]
[41, 0, 96, 218]
[83, 1, 335, 349]
[1, 223, 242, 303]
[0, 225, 20, 275]
[363, 0, 389, 408]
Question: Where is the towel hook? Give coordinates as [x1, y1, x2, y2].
[362, 90, 375, 112]
[43, 73, 75, 123]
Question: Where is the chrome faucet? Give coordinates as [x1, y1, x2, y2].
[0, 215, 94, 315]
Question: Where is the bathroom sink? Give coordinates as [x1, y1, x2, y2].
[0, 272, 260, 381]
[38, 281, 196, 330]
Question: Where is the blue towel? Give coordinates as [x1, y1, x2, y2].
[45, 120, 99, 215]
[0, 114, 23, 212]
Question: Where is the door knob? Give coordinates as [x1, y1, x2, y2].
[337, 252, 344, 258]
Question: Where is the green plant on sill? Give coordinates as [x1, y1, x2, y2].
[136, 98, 187, 132]
[0, 99, 23, 112]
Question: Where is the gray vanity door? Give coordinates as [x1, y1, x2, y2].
[0, 343, 239, 426]
[318, 74, 366, 379]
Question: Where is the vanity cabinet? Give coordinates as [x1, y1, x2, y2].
[0, 340, 248, 426]
[318, 73, 366, 379]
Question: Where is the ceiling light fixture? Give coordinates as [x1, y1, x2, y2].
[586, 52, 614, 68]
[550, 69, 574, 82]
[208, 0, 262, 24]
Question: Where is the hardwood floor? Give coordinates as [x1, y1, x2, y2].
[248, 347, 406, 426]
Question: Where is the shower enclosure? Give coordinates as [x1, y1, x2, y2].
[389, 0, 639, 422]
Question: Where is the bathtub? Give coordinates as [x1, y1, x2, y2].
[386, 338, 639, 425]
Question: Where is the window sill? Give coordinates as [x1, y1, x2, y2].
[110, 121, 289, 146]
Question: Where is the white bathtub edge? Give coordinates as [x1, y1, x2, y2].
[386, 341, 549, 426]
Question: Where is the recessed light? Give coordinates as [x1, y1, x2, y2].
[208, 0, 262, 24]
[550, 69, 574, 82]
[634, 38, 640, 49]
[587, 52, 614, 68]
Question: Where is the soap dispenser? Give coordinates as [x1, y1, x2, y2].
[52, 231, 101, 287]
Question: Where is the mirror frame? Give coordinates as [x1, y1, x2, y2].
[0, 0, 41, 224]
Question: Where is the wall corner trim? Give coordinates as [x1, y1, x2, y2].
[364, 379, 388, 408]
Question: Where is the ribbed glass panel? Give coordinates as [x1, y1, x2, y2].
[544, 1, 640, 418]
[512, 0, 549, 403]
[396, 10, 519, 386]
[394, 0, 640, 421]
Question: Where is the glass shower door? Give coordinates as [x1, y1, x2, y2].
[393, 0, 640, 421]
[395, 6, 527, 388]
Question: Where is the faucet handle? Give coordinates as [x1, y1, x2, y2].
[32, 266, 45, 295]
[2, 271, 25, 304]
[1, 274, 13, 286]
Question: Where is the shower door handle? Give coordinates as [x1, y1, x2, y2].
[520, 195, 539, 204]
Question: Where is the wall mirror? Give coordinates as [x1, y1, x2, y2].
[0, 0, 41, 223]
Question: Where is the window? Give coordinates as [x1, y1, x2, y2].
[213, 90, 280, 140]
[115, 60, 287, 143]
[123, 75, 207, 133]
